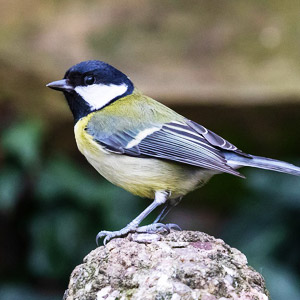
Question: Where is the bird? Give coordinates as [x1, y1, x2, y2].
[47, 60, 300, 245]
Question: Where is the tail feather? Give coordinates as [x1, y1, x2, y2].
[226, 153, 300, 176]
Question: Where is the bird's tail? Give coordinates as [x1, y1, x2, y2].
[226, 153, 300, 176]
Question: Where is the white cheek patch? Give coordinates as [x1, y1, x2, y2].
[75, 83, 128, 110]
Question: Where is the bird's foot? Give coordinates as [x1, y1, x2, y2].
[165, 223, 182, 231]
[96, 225, 137, 246]
[137, 223, 182, 233]
[131, 223, 182, 243]
[96, 223, 182, 245]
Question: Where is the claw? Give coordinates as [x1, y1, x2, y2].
[103, 235, 111, 246]
[96, 230, 129, 246]
[96, 225, 138, 246]
[96, 231, 112, 246]
[165, 223, 182, 231]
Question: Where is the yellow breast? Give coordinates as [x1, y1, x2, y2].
[74, 114, 214, 199]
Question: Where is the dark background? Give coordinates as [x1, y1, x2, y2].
[0, 1, 300, 299]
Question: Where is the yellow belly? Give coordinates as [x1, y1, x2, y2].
[74, 117, 215, 199]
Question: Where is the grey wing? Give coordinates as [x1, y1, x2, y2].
[186, 120, 251, 157]
[86, 119, 245, 177]
[92, 129, 142, 156]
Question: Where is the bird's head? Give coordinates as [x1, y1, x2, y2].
[47, 60, 134, 122]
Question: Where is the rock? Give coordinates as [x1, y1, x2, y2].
[64, 231, 269, 300]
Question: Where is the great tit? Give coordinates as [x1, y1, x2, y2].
[47, 60, 300, 244]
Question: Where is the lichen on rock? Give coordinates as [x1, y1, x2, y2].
[64, 231, 269, 300]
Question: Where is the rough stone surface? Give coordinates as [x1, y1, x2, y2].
[64, 231, 269, 300]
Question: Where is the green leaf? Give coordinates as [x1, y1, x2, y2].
[1, 119, 44, 168]
[0, 166, 23, 211]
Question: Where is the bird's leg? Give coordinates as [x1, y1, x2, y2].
[151, 197, 183, 231]
[96, 191, 169, 245]
[153, 202, 170, 224]
[153, 197, 182, 223]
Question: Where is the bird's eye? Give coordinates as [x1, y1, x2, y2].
[84, 75, 96, 85]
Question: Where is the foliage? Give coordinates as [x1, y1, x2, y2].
[0, 119, 141, 299]
[223, 169, 300, 300]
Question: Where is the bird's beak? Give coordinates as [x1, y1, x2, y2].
[46, 79, 74, 92]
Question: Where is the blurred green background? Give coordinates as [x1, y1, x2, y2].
[0, 1, 300, 299]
